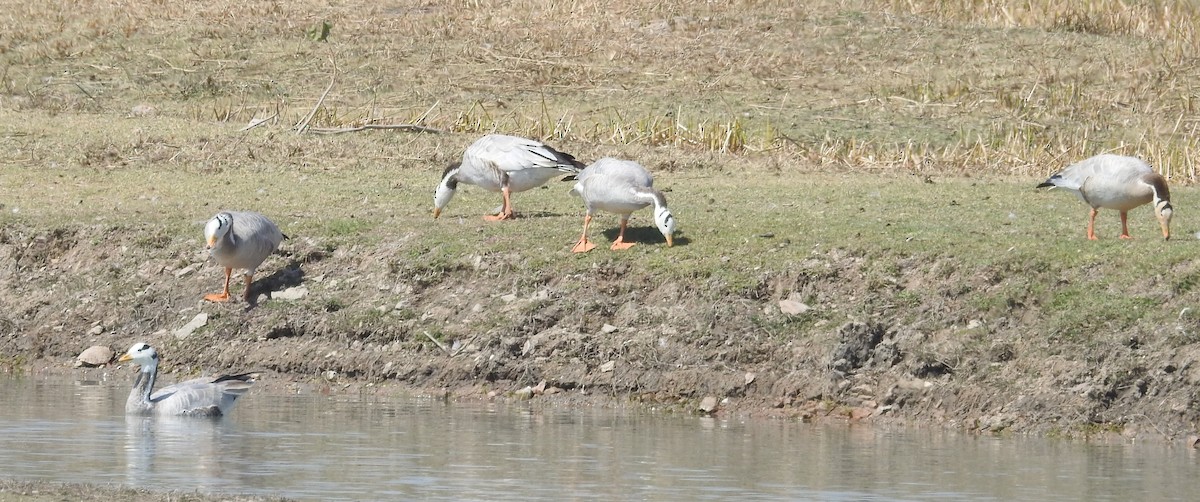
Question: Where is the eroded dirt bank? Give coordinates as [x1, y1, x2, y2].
[3, 222, 1200, 442]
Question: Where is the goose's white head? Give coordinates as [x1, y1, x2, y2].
[433, 163, 461, 218]
[1155, 200, 1173, 240]
[118, 342, 159, 372]
[654, 205, 676, 247]
[204, 212, 233, 249]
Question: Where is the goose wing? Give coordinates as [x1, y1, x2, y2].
[230, 212, 285, 270]
[1038, 154, 1151, 191]
[575, 158, 659, 213]
[588, 157, 653, 187]
[577, 157, 653, 194]
[150, 373, 257, 416]
[466, 135, 584, 174]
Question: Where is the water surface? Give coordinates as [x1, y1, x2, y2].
[0, 375, 1195, 501]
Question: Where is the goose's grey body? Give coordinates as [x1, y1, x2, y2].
[570, 158, 676, 252]
[204, 211, 286, 302]
[1037, 154, 1172, 240]
[434, 134, 585, 220]
[119, 343, 256, 417]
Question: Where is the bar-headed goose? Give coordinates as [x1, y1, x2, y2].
[118, 342, 257, 417]
[434, 134, 585, 220]
[570, 157, 676, 252]
[203, 211, 286, 302]
[1037, 154, 1172, 240]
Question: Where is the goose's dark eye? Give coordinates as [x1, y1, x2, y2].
[140, 344, 150, 351]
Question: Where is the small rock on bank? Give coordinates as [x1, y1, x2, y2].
[275, 286, 308, 301]
[174, 313, 209, 339]
[75, 345, 114, 367]
[778, 299, 810, 316]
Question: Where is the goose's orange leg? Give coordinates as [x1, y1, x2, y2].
[1118, 211, 1133, 239]
[1087, 208, 1100, 240]
[484, 186, 516, 221]
[204, 267, 233, 302]
[571, 214, 596, 253]
[610, 218, 636, 251]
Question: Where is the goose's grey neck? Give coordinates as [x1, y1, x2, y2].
[633, 187, 667, 209]
[126, 363, 157, 415]
[223, 222, 240, 246]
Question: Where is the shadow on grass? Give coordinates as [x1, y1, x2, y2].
[513, 210, 572, 219]
[444, 209, 572, 220]
[247, 260, 306, 310]
[600, 226, 690, 247]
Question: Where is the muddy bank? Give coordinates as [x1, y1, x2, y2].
[0, 479, 289, 502]
[3, 221, 1200, 443]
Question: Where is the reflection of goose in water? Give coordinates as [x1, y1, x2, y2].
[124, 414, 230, 488]
[118, 343, 257, 417]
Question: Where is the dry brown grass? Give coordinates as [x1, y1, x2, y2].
[3, 0, 1200, 179]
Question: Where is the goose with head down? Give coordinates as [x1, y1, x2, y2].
[1036, 154, 1173, 240]
[203, 211, 286, 302]
[434, 134, 585, 220]
[569, 157, 676, 253]
[118, 342, 257, 417]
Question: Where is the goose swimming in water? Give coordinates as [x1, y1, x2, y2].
[1037, 154, 1173, 240]
[118, 342, 257, 417]
[569, 157, 676, 252]
[434, 134, 585, 220]
[203, 211, 287, 302]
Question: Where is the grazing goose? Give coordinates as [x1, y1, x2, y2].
[1037, 154, 1173, 240]
[570, 157, 676, 252]
[118, 342, 257, 417]
[203, 211, 287, 302]
[434, 134, 585, 220]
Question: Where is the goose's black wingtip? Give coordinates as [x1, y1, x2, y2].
[213, 372, 260, 384]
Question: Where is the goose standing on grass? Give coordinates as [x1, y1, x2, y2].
[570, 157, 676, 252]
[118, 342, 257, 417]
[434, 134, 585, 220]
[203, 211, 286, 302]
[1037, 154, 1173, 240]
